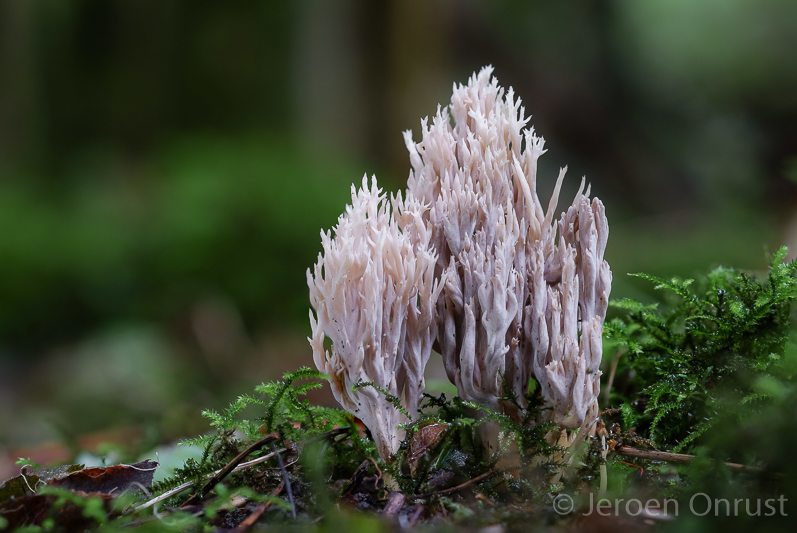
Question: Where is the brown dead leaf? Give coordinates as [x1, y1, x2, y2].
[47, 460, 157, 495]
[0, 464, 85, 504]
[407, 422, 448, 474]
[0, 472, 38, 503]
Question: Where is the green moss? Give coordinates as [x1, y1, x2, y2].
[605, 246, 797, 452]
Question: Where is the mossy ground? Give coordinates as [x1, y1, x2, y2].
[3, 249, 796, 532]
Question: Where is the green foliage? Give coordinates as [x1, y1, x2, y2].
[256, 367, 352, 441]
[0, 136, 361, 349]
[392, 394, 489, 494]
[153, 367, 358, 506]
[15, 458, 41, 469]
[389, 387, 559, 496]
[606, 246, 797, 452]
[203, 483, 292, 520]
[497, 376, 560, 460]
[36, 486, 110, 526]
[14, 256, 795, 532]
[180, 366, 348, 450]
[133, 249, 797, 530]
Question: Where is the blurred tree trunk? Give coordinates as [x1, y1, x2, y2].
[386, 0, 455, 179]
[0, 0, 43, 163]
[292, 0, 369, 160]
[291, 0, 454, 185]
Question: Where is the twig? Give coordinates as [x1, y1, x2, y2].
[341, 460, 370, 496]
[132, 428, 349, 514]
[271, 444, 296, 519]
[602, 350, 622, 405]
[427, 467, 500, 495]
[383, 491, 406, 517]
[616, 461, 645, 477]
[266, 457, 299, 470]
[366, 456, 383, 491]
[131, 452, 290, 513]
[181, 433, 279, 507]
[123, 482, 155, 516]
[353, 448, 384, 491]
[132, 480, 195, 513]
[229, 481, 284, 532]
[613, 445, 764, 474]
[408, 502, 424, 527]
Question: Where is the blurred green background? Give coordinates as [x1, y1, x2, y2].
[1, 0, 796, 477]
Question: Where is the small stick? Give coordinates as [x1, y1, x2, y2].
[613, 445, 764, 474]
[354, 446, 384, 491]
[407, 502, 424, 527]
[181, 433, 279, 507]
[271, 444, 296, 519]
[229, 481, 284, 532]
[366, 456, 383, 491]
[383, 491, 406, 517]
[133, 480, 196, 512]
[130, 450, 289, 513]
[603, 351, 622, 407]
[428, 467, 499, 495]
[133, 428, 349, 513]
[616, 460, 645, 477]
[341, 460, 370, 496]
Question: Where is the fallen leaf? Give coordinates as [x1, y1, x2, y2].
[407, 422, 448, 474]
[0, 464, 84, 504]
[47, 460, 158, 495]
[0, 473, 38, 503]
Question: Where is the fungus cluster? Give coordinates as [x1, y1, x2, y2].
[307, 67, 611, 462]
[307, 178, 440, 460]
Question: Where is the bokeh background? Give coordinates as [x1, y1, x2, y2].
[1, 0, 796, 479]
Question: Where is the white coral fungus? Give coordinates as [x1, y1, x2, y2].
[403, 66, 611, 433]
[307, 176, 439, 461]
[308, 66, 612, 457]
